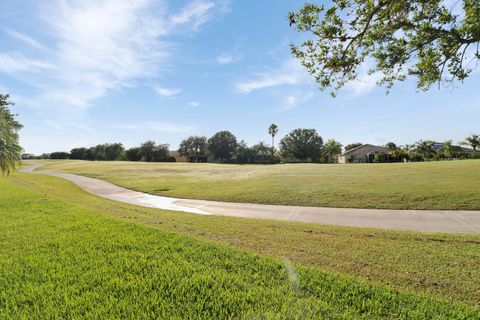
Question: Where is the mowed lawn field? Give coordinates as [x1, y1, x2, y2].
[1, 173, 480, 319]
[35, 159, 480, 210]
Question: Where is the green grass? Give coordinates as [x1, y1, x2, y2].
[34, 159, 480, 210]
[6, 173, 480, 311]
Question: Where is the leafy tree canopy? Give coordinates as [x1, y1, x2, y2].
[236, 140, 255, 164]
[50, 152, 70, 160]
[125, 147, 142, 162]
[207, 131, 238, 163]
[279, 128, 324, 162]
[70, 147, 88, 160]
[179, 136, 207, 161]
[252, 142, 270, 154]
[344, 142, 362, 151]
[290, 0, 480, 95]
[384, 142, 398, 150]
[104, 143, 125, 161]
[139, 140, 170, 162]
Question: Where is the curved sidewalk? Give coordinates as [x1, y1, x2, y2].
[22, 167, 480, 234]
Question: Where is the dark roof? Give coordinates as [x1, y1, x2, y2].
[461, 147, 476, 153]
[429, 142, 475, 153]
[341, 144, 391, 156]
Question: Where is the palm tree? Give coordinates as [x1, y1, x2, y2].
[0, 137, 22, 175]
[0, 94, 23, 175]
[460, 134, 479, 155]
[268, 123, 278, 152]
[390, 147, 406, 162]
[323, 139, 343, 163]
[443, 140, 453, 159]
[414, 140, 434, 161]
[402, 144, 415, 162]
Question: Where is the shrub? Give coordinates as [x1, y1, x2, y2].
[49, 152, 70, 159]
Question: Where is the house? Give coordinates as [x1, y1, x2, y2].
[428, 142, 475, 154]
[429, 142, 445, 151]
[338, 144, 392, 164]
[254, 149, 276, 163]
[460, 147, 476, 154]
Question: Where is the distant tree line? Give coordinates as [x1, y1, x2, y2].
[23, 126, 480, 164]
[378, 137, 479, 163]
[178, 128, 336, 164]
[24, 126, 330, 164]
[25, 141, 175, 162]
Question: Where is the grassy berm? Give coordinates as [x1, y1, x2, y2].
[1, 174, 479, 319]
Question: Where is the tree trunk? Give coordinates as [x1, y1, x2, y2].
[271, 136, 275, 156]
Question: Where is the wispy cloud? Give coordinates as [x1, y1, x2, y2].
[216, 53, 235, 64]
[36, 0, 171, 109]
[155, 86, 182, 97]
[0, 0, 225, 111]
[283, 92, 315, 110]
[235, 59, 307, 94]
[187, 101, 200, 108]
[4, 29, 49, 51]
[216, 51, 242, 65]
[215, 36, 244, 65]
[171, 0, 215, 30]
[0, 52, 53, 74]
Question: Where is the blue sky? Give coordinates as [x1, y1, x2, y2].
[1, 0, 479, 154]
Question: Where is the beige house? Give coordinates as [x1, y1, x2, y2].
[338, 144, 391, 164]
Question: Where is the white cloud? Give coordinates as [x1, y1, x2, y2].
[286, 95, 296, 106]
[216, 53, 234, 64]
[235, 59, 308, 94]
[170, 0, 216, 30]
[442, 0, 465, 17]
[0, 0, 226, 111]
[0, 52, 53, 73]
[37, 0, 170, 109]
[283, 92, 315, 110]
[216, 52, 241, 65]
[187, 101, 200, 108]
[155, 86, 182, 97]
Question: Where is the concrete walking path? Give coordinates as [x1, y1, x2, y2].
[21, 166, 480, 234]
